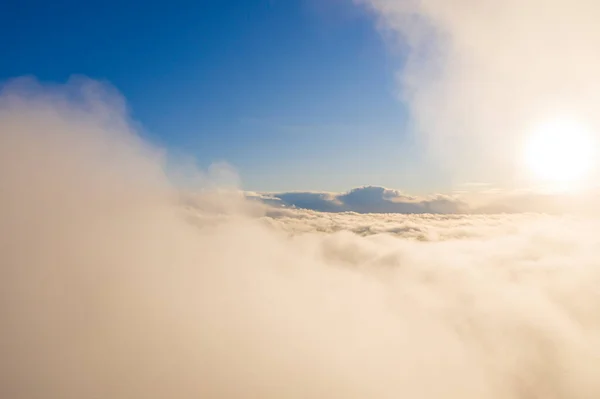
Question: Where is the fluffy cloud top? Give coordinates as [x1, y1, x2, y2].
[259, 207, 547, 241]
[3, 78, 600, 399]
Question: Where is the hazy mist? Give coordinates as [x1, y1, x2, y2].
[2, 77, 600, 398]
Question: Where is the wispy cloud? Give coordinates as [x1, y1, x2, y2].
[357, 0, 600, 185]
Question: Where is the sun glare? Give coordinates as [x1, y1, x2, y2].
[524, 116, 595, 189]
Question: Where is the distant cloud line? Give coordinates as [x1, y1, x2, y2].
[248, 185, 599, 215]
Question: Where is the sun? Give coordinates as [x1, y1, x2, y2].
[523, 116, 595, 188]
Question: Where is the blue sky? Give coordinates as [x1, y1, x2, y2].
[1, 0, 445, 192]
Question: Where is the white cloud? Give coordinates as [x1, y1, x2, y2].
[3, 78, 600, 398]
[357, 0, 600, 187]
[258, 207, 548, 241]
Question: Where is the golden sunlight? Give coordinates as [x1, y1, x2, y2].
[523, 116, 595, 188]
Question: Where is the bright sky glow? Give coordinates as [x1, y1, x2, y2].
[524, 116, 595, 189]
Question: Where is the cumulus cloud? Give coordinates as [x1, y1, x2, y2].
[253, 184, 600, 215]
[3, 77, 600, 398]
[357, 0, 600, 186]
[258, 185, 469, 214]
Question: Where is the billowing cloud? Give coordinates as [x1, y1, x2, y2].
[3, 78, 600, 398]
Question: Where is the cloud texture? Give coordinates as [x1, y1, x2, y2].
[3, 78, 600, 398]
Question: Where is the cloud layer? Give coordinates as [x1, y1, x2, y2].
[250, 185, 600, 215]
[3, 78, 600, 398]
[250, 186, 467, 214]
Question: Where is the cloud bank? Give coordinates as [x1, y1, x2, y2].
[250, 185, 600, 215]
[250, 186, 467, 214]
[3, 78, 600, 398]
